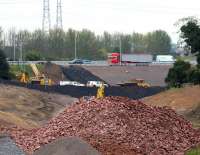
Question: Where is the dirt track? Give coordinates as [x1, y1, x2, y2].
[84, 65, 171, 86]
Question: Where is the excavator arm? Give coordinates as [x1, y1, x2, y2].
[30, 64, 41, 78]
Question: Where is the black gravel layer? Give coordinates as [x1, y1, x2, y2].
[62, 65, 107, 84]
[0, 80, 165, 100]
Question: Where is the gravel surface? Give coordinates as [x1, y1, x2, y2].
[0, 135, 25, 155]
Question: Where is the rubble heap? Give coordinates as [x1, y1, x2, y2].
[2, 97, 200, 155]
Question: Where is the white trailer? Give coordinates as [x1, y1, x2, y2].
[121, 54, 153, 63]
[156, 55, 175, 63]
[59, 81, 85, 86]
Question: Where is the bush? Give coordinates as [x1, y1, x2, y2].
[165, 60, 191, 87]
[25, 51, 41, 61]
[0, 49, 11, 79]
[197, 54, 200, 68]
[189, 67, 200, 85]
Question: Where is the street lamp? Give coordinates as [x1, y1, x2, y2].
[119, 37, 122, 66]
[75, 32, 78, 60]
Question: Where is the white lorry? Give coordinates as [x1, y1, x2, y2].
[156, 55, 175, 63]
[86, 81, 108, 87]
[59, 81, 85, 86]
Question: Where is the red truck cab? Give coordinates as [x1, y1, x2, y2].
[108, 53, 120, 64]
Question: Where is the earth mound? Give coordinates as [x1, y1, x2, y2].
[2, 97, 200, 155]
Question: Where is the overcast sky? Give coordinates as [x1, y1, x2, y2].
[0, 0, 200, 42]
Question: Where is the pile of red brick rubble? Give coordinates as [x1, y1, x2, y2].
[2, 97, 200, 155]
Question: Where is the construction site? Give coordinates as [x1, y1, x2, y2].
[1, 0, 200, 154]
[0, 61, 200, 155]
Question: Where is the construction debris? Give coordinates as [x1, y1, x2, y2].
[1, 97, 200, 155]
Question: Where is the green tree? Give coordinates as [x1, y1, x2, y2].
[131, 32, 146, 53]
[0, 49, 10, 79]
[25, 50, 42, 61]
[145, 30, 171, 54]
[48, 29, 66, 59]
[78, 29, 99, 59]
[102, 32, 113, 52]
[65, 29, 77, 59]
[0, 27, 3, 48]
[180, 21, 200, 53]
[97, 48, 108, 59]
[179, 17, 200, 65]
[165, 60, 191, 87]
[28, 30, 47, 59]
[189, 67, 200, 85]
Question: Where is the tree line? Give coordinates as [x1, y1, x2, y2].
[0, 28, 172, 61]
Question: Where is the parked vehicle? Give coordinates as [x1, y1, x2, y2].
[69, 59, 83, 64]
[108, 53, 153, 65]
[59, 81, 85, 86]
[83, 59, 92, 64]
[87, 81, 108, 87]
[156, 55, 175, 63]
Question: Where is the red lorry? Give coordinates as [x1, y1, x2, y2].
[108, 53, 153, 65]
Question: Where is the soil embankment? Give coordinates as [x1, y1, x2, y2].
[0, 84, 76, 129]
[143, 85, 200, 127]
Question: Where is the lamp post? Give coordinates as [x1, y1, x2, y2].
[119, 37, 122, 66]
[13, 33, 16, 61]
[75, 32, 78, 60]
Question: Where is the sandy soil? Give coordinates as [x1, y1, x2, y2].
[0, 84, 77, 129]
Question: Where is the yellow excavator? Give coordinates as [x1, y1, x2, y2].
[29, 64, 52, 86]
[19, 72, 29, 83]
[118, 78, 150, 88]
[19, 64, 52, 86]
[129, 79, 150, 88]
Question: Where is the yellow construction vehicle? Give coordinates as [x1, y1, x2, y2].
[118, 79, 150, 88]
[96, 83, 105, 99]
[130, 79, 150, 88]
[19, 72, 29, 83]
[29, 64, 52, 86]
